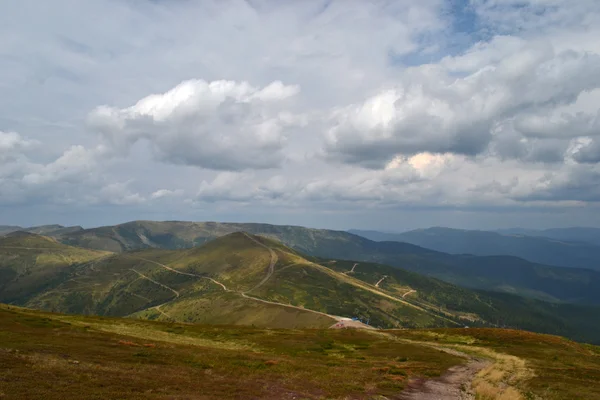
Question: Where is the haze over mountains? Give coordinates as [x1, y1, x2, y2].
[350, 227, 600, 271]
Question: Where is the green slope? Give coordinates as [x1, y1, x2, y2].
[3, 305, 600, 399]
[21, 232, 455, 329]
[0, 232, 110, 305]
[55, 220, 600, 305]
[323, 259, 600, 344]
[3, 231, 600, 343]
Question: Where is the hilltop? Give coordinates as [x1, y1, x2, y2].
[11, 232, 454, 330]
[0, 224, 83, 237]
[0, 233, 110, 306]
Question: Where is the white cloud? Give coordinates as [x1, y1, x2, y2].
[322, 40, 600, 168]
[2, 0, 600, 228]
[0, 131, 37, 162]
[87, 79, 302, 171]
[150, 189, 183, 200]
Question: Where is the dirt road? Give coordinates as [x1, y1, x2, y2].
[242, 233, 278, 294]
[403, 289, 416, 298]
[131, 256, 228, 291]
[343, 263, 358, 274]
[399, 357, 489, 400]
[130, 268, 180, 298]
[375, 276, 387, 287]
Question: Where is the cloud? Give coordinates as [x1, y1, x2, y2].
[2, 0, 600, 229]
[150, 189, 183, 200]
[573, 139, 600, 164]
[322, 39, 600, 168]
[97, 182, 145, 205]
[0, 131, 37, 162]
[87, 79, 302, 171]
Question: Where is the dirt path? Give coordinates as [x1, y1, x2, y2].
[375, 275, 387, 287]
[399, 357, 490, 400]
[241, 292, 339, 321]
[153, 304, 174, 320]
[241, 233, 278, 294]
[130, 256, 228, 291]
[130, 268, 180, 298]
[343, 263, 358, 274]
[403, 289, 416, 298]
[130, 244, 338, 322]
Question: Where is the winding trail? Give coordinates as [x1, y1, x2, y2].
[131, 256, 228, 291]
[238, 233, 339, 321]
[343, 263, 358, 275]
[375, 275, 387, 288]
[241, 292, 340, 321]
[128, 239, 339, 323]
[153, 305, 174, 321]
[403, 289, 416, 298]
[241, 233, 278, 294]
[130, 268, 180, 298]
[398, 357, 490, 400]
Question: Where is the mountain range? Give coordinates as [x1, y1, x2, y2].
[13, 220, 595, 305]
[349, 227, 600, 271]
[2, 228, 600, 343]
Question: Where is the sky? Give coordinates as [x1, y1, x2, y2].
[2, 0, 600, 231]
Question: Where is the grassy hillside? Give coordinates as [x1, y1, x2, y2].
[351, 227, 600, 271]
[2, 305, 599, 399]
[323, 259, 600, 344]
[390, 327, 600, 400]
[54, 221, 600, 306]
[21, 232, 457, 330]
[0, 225, 83, 237]
[3, 231, 600, 343]
[0, 232, 110, 305]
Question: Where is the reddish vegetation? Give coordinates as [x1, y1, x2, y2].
[117, 340, 139, 347]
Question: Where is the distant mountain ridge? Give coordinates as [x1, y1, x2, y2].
[349, 227, 600, 271]
[0, 224, 83, 237]
[496, 227, 600, 246]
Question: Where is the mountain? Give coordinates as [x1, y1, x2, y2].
[3, 231, 600, 343]
[58, 220, 361, 253]
[8, 232, 457, 330]
[0, 225, 22, 235]
[350, 227, 600, 271]
[0, 232, 110, 305]
[497, 227, 600, 246]
[54, 221, 600, 305]
[4, 305, 599, 399]
[0, 224, 83, 237]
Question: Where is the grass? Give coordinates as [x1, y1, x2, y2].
[6, 232, 600, 345]
[389, 328, 600, 400]
[0, 304, 464, 399]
